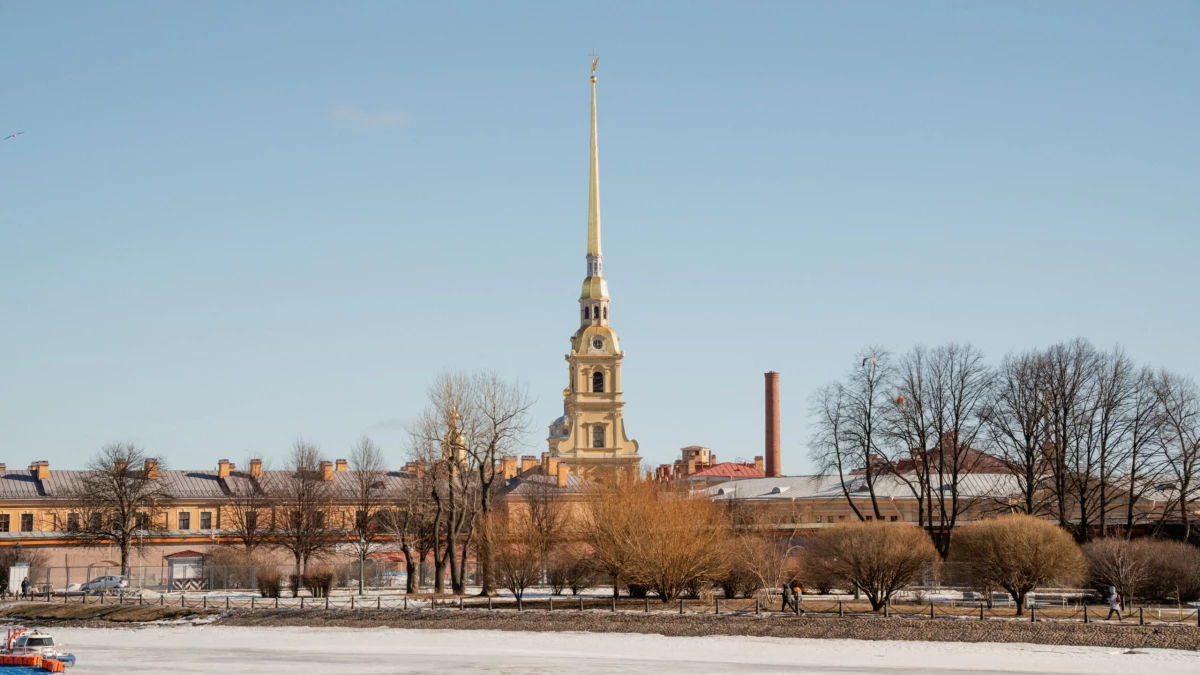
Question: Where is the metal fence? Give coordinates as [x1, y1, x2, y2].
[16, 561, 478, 595]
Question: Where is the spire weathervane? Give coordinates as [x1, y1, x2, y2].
[590, 51, 599, 80]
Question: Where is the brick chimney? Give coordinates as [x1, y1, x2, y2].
[501, 457, 518, 480]
[520, 455, 538, 473]
[754, 456, 764, 472]
[765, 371, 781, 477]
[556, 463, 569, 487]
[0, 463, 6, 473]
[30, 461, 49, 481]
[217, 459, 232, 479]
[320, 460, 334, 481]
[249, 459, 263, 478]
[547, 457, 559, 477]
[335, 459, 348, 472]
[144, 458, 159, 480]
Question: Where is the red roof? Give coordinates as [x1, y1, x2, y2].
[688, 462, 765, 479]
[164, 550, 206, 559]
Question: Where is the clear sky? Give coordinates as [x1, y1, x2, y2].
[2, 2, 1197, 474]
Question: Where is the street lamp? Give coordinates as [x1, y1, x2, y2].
[358, 535, 366, 597]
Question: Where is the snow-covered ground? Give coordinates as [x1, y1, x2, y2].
[48, 625, 1200, 674]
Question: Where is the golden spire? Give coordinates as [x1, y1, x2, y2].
[587, 52, 601, 258]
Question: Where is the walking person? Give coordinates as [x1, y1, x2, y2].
[1105, 586, 1123, 621]
[20, 577, 30, 600]
[780, 583, 794, 612]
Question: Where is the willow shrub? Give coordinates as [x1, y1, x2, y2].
[805, 521, 938, 611]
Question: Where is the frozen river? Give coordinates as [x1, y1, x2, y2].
[50, 625, 1199, 674]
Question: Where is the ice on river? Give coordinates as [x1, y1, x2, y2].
[49, 625, 1200, 674]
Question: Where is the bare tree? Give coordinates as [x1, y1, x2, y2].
[62, 443, 171, 575]
[1041, 339, 1101, 540]
[982, 350, 1050, 515]
[268, 441, 339, 578]
[379, 468, 437, 594]
[348, 436, 389, 594]
[465, 372, 534, 596]
[805, 521, 938, 611]
[224, 458, 275, 552]
[809, 347, 892, 521]
[1153, 370, 1200, 541]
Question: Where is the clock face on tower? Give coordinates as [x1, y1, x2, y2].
[591, 337, 605, 352]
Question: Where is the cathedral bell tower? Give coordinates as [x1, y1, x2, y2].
[546, 55, 641, 481]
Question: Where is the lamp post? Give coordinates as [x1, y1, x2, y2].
[358, 535, 366, 596]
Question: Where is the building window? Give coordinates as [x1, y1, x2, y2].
[90, 513, 103, 530]
[815, 515, 822, 523]
[20, 514, 34, 532]
[356, 510, 368, 530]
[135, 512, 151, 530]
[890, 515, 898, 522]
[67, 513, 80, 532]
[178, 512, 191, 530]
[592, 306, 599, 319]
[200, 512, 213, 530]
[592, 425, 605, 448]
[246, 511, 258, 530]
[0, 515, 9, 532]
[592, 371, 604, 393]
[864, 515, 873, 522]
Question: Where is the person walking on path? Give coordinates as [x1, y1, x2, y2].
[780, 584, 794, 612]
[1106, 586, 1123, 621]
[20, 577, 29, 600]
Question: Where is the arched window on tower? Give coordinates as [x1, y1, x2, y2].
[592, 306, 599, 319]
[582, 307, 588, 320]
[592, 425, 605, 448]
[592, 371, 604, 393]
[602, 306, 607, 319]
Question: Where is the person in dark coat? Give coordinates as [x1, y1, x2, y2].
[20, 577, 30, 600]
[781, 583, 794, 612]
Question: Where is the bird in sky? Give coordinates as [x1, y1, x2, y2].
[4, 132, 25, 140]
[862, 357, 880, 367]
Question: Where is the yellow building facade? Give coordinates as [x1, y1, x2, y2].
[545, 59, 641, 481]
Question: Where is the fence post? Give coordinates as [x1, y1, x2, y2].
[251, 597, 255, 610]
[1139, 607, 1144, 626]
[325, 596, 329, 611]
[139, 595, 143, 606]
[159, 594, 163, 607]
[839, 600, 844, 617]
[377, 596, 381, 610]
[487, 596, 492, 611]
[755, 598, 760, 615]
[100, 594, 104, 605]
[980, 603, 984, 621]
[644, 597, 649, 613]
[612, 596, 616, 613]
[679, 598, 684, 615]
[549, 597, 553, 612]
[275, 596, 279, 609]
[300, 597, 304, 610]
[404, 596, 408, 611]
[1030, 604, 1035, 622]
[579, 597, 583, 612]
[1083, 604, 1088, 623]
[351, 596, 355, 610]
[460, 597, 464, 611]
[883, 602, 888, 618]
[203, 597, 207, 609]
[930, 602, 934, 620]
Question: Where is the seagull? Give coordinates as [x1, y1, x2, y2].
[4, 132, 24, 140]
[862, 357, 880, 367]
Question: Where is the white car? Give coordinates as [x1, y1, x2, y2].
[79, 575, 129, 592]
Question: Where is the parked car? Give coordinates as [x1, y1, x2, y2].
[79, 575, 129, 593]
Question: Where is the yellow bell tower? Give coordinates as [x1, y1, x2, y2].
[546, 55, 641, 481]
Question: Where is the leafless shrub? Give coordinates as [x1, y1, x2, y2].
[951, 514, 1085, 615]
[302, 567, 335, 597]
[1139, 540, 1200, 603]
[1083, 538, 1154, 604]
[546, 546, 596, 596]
[805, 522, 938, 611]
[257, 569, 282, 598]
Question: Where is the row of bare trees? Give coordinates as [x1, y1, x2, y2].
[811, 338, 1200, 552]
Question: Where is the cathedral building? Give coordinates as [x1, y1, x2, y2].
[545, 59, 641, 481]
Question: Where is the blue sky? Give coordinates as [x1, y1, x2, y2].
[2, 2, 1197, 473]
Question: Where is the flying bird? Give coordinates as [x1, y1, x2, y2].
[862, 357, 880, 367]
[3, 132, 24, 140]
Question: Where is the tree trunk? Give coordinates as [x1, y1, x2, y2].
[404, 548, 418, 594]
[1014, 590, 1026, 616]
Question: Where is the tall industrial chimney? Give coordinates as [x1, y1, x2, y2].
[765, 371, 781, 477]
